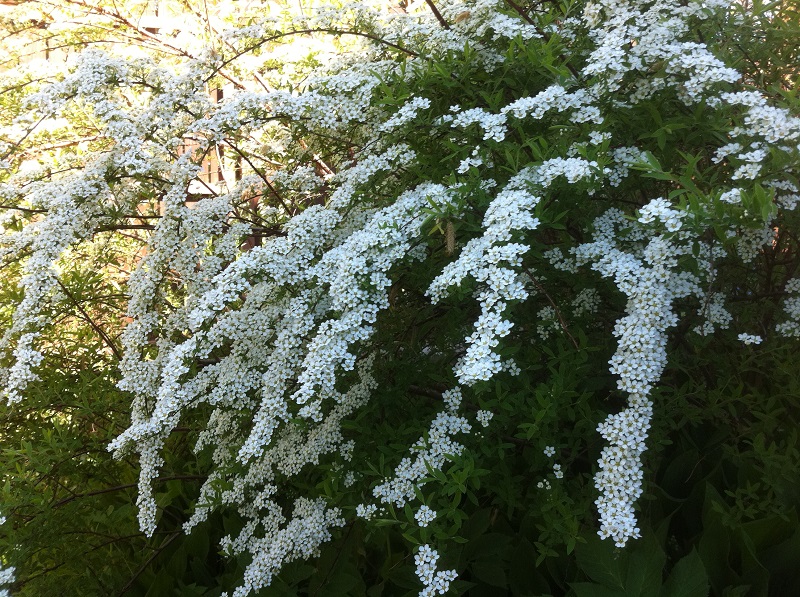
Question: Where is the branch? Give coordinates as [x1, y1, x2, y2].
[524, 267, 580, 349]
[51, 475, 205, 509]
[117, 531, 182, 596]
[502, 0, 581, 80]
[224, 141, 292, 214]
[55, 278, 124, 361]
[212, 28, 420, 78]
[424, 0, 451, 29]
[54, 0, 248, 89]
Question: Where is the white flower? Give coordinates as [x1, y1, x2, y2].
[475, 410, 494, 427]
[415, 545, 457, 596]
[738, 333, 762, 345]
[415, 505, 437, 527]
[356, 504, 378, 520]
[553, 463, 564, 479]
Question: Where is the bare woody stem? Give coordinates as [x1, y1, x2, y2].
[424, 0, 451, 29]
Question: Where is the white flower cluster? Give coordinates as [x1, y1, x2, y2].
[572, 288, 601, 317]
[502, 86, 602, 125]
[440, 0, 541, 42]
[457, 147, 485, 174]
[720, 188, 742, 204]
[693, 292, 732, 336]
[769, 181, 800, 211]
[371, 408, 471, 508]
[736, 224, 775, 263]
[536, 306, 560, 340]
[575, 205, 700, 547]
[380, 96, 432, 133]
[415, 544, 457, 597]
[415, 505, 437, 527]
[0, 567, 12, 597]
[427, 169, 540, 384]
[442, 83, 603, 145]
[0, 159, 115, 403]
[637, 197, 684, 232]
[428, 158, 596, 386]
[544, 247, 579, 273]
[356, 503, 378, 520]
[776, 278, 800, 338]
[737, 333, 763, 345]
[0, 513, 13, 597]
[227, 498, 344, 597]
[553, 463, 564, 479]
[447, 107, 508, 142]
[584, 0, 738, 102]
[475, 410, 494, 427]
[607, 147, 649, 187]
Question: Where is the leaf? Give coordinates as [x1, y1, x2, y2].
[461, 508, 492, 541]
[571, 583, 629, 597]
[575, 533, 626, 590]
[472, 559, 508, 588]
[661, 550, 709, 597]
[624, 532, 666, 597]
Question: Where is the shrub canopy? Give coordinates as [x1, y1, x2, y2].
[1, 0, 799, 595]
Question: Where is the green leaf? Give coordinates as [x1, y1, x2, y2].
[661, 550, 709, 597]
[571, 583, 629, 597]
[472, 559, 508, 588]
[575, 534, 626, 590]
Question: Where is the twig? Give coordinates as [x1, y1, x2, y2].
[424, 0, 451, 29]
[212, 28, 420, 78]
[51, 475, 205, 509]
[55, 278, 124, 361]
[523, 267, 580, 349]
[117, 531, 182, 596]
[503, 0, 581, 80]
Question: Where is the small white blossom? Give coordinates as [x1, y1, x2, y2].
[415, 505, 437, 527]
[356, 504, 378, 520]
[475, 410, 494, 427]
[738, 333, 762, 345]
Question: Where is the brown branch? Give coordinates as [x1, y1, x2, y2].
[20, 135, 101, 157]
[117, 531, 182, 596]
[424, 0, 451, 29]
[95, 224, 155, 231]
[51, 475, 206, 509]
[95, 222, 284, 236]
[503, 0, 581, 80]
[55, 278, 124, 361]
[408, 384, 444, 401]
[224, 141, 292, 214]
[523, 267, 580, 349]
[0, 204, 46, 214]
[212, 28, 420, 78]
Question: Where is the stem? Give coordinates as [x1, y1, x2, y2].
[51, 475, 205, 509]
[56, 278, 124, 361]
[424, 0, 451, 29]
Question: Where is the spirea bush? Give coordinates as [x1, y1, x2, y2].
[1, 0, 800, 594]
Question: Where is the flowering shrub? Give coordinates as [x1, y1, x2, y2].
[1, 0, 800, 595]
